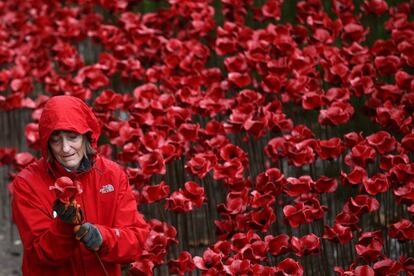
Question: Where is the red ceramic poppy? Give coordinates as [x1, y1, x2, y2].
[246, 206, 276, 232]
[355, 230, 384, 263]
[49, 177, 83, 204]
[75, 66, 109, 91]
[291, 233, 320, 257]
[165, 190, 193, 213]
[375, 55, 401, 76]
[316, 137, 343, 160]
[379, 153, 409, 171]
[168, 251, 195, 275]
[335, 265, 375, 276]
[341, 22, 369, 43]
[218, 188, 249, 215]
[265, 234, 290, 256]
[389, 163, 414, 184]
[213, 159, 245, 185]
[341, 166, 368, 185]
[129, 258, 155, 276]
[94, 90, 123, 111]
[343, 195, 380, 215]
[315, 176, 338, 193]
[323, 223, 353, 244]
[362, 173, 390, 195]
[284, 176, 313, 197]
[365, 131, 396, 154]
[13, 152, 35, 171]
[343, 131, 364, 148]
[388, 219, 414, 241]
[256, 168, 285, 196]
[283, 202, 314, 228]
[261, 0, 283, 20]
[250, 190, 276, 208]
[138, 151, 166, 176]
[274, 258, 303, 276]
[285, 140, 316, 167]
[183, 181, 206, 208]
[400, 256, 414, 275]
[53, 42, 84, 73]
[193, 248, 224, 271]
[373, 258, 403, 275]
[139, 181, 170, 204]
[401, 133, 414, 151]
[376, 101, 412, 133]
[318, 101, 354, 126]
[335, 211, 361, 232]
[0, 147, 16, 166]
[344, 143, 377, 167]
[362, 0, 389, 15]
[264, 137, 286, 163]
[323, 88, 350, 105]
[185, 152, 217, 179]
[223, 259, 251, 275]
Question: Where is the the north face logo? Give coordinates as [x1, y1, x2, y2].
[99, 184, 114, 194]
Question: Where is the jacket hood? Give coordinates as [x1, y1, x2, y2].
[39, 95, 101, 158]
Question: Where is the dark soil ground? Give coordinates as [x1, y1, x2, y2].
[0, 222, 21, 276]
[0, 166, 22, 275]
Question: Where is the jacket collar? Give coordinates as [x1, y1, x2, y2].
[46, 155, 98, 180]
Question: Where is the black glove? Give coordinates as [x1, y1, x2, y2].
[53, 200, 83, 224]
[75, 223, 103, 251]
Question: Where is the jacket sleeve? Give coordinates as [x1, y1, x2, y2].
[11, 176, 78, 266]
[96, 171, 149, 263]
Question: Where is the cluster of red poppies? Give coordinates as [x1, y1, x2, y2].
[1, 0, 414, 275]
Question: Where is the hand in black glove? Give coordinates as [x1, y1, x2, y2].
[75, 223, 103, 251]
[53, 200, 83, 224]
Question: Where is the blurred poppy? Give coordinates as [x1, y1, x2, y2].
[13, 152, 35, 171]
[362, 173, 390, 195]
[341, 166, 368, 185]
[193, 248, 224, 272]
[389, 219, 414, 241]
[362, 0, 388, 15]
[165, 190, 193, 213]
[274, 258, 304, 276]
[24, 123, 40, 150]
[138, 151, 166, 176]
[366, 131, 396, 154]
[139, 181, 170, 204]
[0, 147, 16, 166]
[355, 230, 384, 263]
[284, 176, 313, 197]
[323, 223, 353, 244]
[343, 195, 380, 216]
[318, 101, 354, 126]
[168, 251, 195, 276]
[265, 234, 290, 256]
[315, 176, 338, 193]
[283, 202, 314, 228]
[291, 233, 320, 257]
[345, 143, 377, 167]
[213, 159, 245, 185]
[223, 259, 251, 275]
[373, 258, 403, 275]
[316, 138, 343, 160]
[185, 152, 217, 179]
[183, 181, 206, 208]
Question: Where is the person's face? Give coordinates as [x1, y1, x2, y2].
[49, 131, 86, 170]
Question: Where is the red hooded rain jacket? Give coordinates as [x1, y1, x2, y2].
[11, 95, 149, 275]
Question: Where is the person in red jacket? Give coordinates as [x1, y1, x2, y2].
[11, 95, 149, 275]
